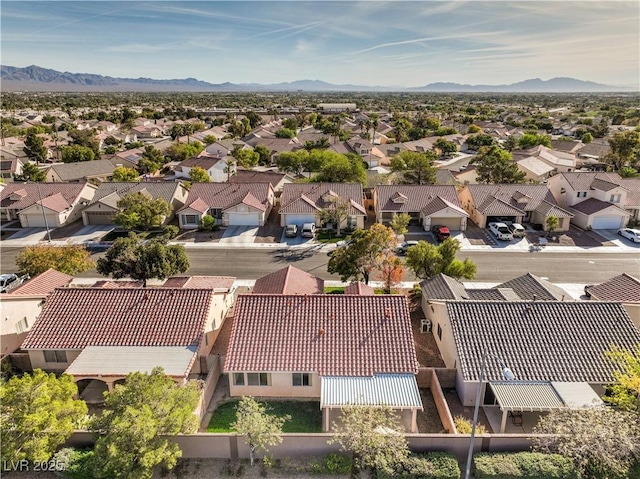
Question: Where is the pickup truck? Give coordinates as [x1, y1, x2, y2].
[489, 222, 513, 241]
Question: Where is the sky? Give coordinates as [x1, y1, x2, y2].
[1, 1, 639, 88]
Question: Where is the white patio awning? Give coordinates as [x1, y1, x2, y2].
[490, 381, 604, 412]
[66, 345, 198, 378]
[321, 374, 423, 410]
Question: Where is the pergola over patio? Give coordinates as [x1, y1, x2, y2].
[320, 374, 423, 433]
[488, 381, 604, 433]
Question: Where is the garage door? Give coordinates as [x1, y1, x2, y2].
[227, 212, 260, 226]
[22, 213, 58, 228]
[430, 217, 462, 231]
[284, 214, 316, 227]
[591, 215, 622, 230]
[86, 212, 115, 225]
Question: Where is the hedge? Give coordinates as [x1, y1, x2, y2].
[474, 452, 577, 479]
[377, 452, 460, 479]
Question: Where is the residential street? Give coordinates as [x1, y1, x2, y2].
[2, 244, 635, 284]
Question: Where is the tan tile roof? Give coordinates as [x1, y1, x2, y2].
[91, 280, 145, 288]
[179, 182, 272, 213]
[22, 288, 215, 350]
[375, 185, 463, 214]
[467, 184, 571, 217]
[36, 192, 71, 213]
[9, 269, 73, 296]
[253, 266, 324, 295]
[162, 276, 235, 291]
[570, 198, 629, 215]
[280, 183, 366, 216]
[344, 282, 375, 295]
[225, 294, 418, 376]
[588, 274, 640, 303]
[1, 183, 87, 211]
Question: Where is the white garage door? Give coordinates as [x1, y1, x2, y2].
[285, 214, 316, 226]
[227, 212, 260, 226]
[21, 213, 58, 228]
[86, 211, 115, 225]
[591, 215, 622, 230]
[430, 217, 462, 231]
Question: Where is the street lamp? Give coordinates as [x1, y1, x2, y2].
[463, 348, 515, 479]
[33, 180, 52, 243]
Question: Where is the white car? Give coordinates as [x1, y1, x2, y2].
[617, 228, 640, 243]
[508, 223, 526, 238]
[489, 222, 513, 241]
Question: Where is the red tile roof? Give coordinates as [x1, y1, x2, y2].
[1, 183, 87, 211]
[22, 288, 215, 349]
[179, 182, 273, 213]
[588, 274, 640, 303]
[36, 192, 71, 213]
[252, 266, 324, 295]
[91, 280, 145, 288]
[9, 269, 73, 296]
[344, 282, 375, 295]
[375, 185, 462, 214]
[280, 183, 366, 216]
[224, 294, 418, 376]
[162, 275, 235, 291]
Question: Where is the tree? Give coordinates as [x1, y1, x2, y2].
[233, 148, 259, 169]
[23, 131, 48, 164]
[606, 130, 640, 170]
[189, 166, 211, 183]
[113, 192, 172, 231]
[276, 151, 306, 176]
[546, 215, 559, 235]
[390, 151, 437, 185]
[581, 132, 593, 144]
[434, 138, 457, 159]
[138, 145, 165, 174]
[61, 145, 95, 163]
[619, 167, 638, 178]
[532, 407, 640, 479]
[328, 223, 397, 284]
[467, 124, 481, 134]
[604, 343, 640, 413]
[330, 405, 409, 476]
[254, 144, 271, 165]
[1, 370, 88, 463]
[111, 166, 139, 182]
[275, 128, 296, 139]
[314, 153, 367, 185]
[232, 396, 289, 467]
[517, 131, 552, 149]
[91, 367, 200, 479]
[69, 128, 100, 155]
[202, 134, 218, 145]
[16, 245, 95, 277]
[405, 238, 476, 280]
[389, 213, 411, 236]
[96, 234, 189, 287]
[318, 198, 349, 236]
[472, 145, 526, 184]
[377, 254, 405, 293]
[164, 142, 204, 162]
[19, 161, 46, 182]
[466, 133, 495, 151]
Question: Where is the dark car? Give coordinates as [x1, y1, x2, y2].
[396, 241, 419, 255]
[431, 225, 451, 242]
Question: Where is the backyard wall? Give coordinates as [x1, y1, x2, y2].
[196, 355, 223, 424]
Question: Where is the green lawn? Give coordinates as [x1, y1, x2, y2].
[316, 232, 351, 243]
[324, 286, 345, 294]
[207, 400, 322, 433]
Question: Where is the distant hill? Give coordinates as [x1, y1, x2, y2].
[0, 65, 634, 93]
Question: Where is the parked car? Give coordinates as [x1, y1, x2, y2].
[301, 223, 316, 238]
[0, 273, 29, 293]
[617, 228, 640, 243]
[489, 222, 513, 241]
[396, 240, 419, 255]
[431, 225, 451, 242]
[285, 224, 298, 237]
[508, 223, 526, 238]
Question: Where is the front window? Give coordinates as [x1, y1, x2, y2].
[577, 191, 587, 198]
[233, 373, 245, 386]
[247, 373, 269, 386]
[610, 194, 621, 204]
[43, 350, 67, 363]
[210, 208, 223, 219]
[347, 216, 357, 229]
[182, 214, 198, 225]
[292, 373, 311, 387]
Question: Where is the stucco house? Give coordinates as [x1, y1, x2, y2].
[81, 181, 188, 226]
[224, 294, 423, 432]
[0, 182, 97, 227]
[175, 155, 232, 183]
[44, 159, 116, 183]
[177, 182, 275, 229]
[459, 184, 573, 231]
[374, 184, 468, 232]
[547, 172, 637, 229]
[279, 182, 366, 229]
[0, 269, 73, 358]
[0, 157, 24, 182]
[511, 146, 576, 174]
[22, 281, 235, 402]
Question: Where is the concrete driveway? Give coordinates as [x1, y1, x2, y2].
[219, 226, 259, 244]
[2, 227, 50, 245]
[68, 225, 115, 244]
[279, 231, 315, 246]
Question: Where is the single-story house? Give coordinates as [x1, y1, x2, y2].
[81, 181, 188, 226]
[515, 156, 556, 183]
[279, 182, 366, 229]
[177, 182, 275, 229]
[374, 184, 468, 232]
[548, 172, 637, 229]
[22, 284, 233, 402]
[224, 294, 422, 432]
[0, 182, 97, 226]
[585, 273, 640, 328]
[175, 155, 231, 183]
[425, 300, 640, 419]
[252, 265, 324, 294]
[229, 169, 290, 192]
[0, 269, 74, 358]
[44, 159, 116, 183]
[511, 146, 576, 174]
[459, 184, 573, 231]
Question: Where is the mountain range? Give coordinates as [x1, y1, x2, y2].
[0, 65, 635, 93]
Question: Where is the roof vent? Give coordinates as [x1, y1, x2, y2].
[319, 327, 326, 336]
[532, 294, 537, 302]
[143, 292, 150, 300]
[385, 307, 392, 318]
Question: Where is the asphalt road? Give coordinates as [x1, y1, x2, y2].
[3, 245, 636, 284]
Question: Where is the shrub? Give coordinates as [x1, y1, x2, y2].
[324, 452, 352, 475]
[378, 452, 460, 479]
[454, 415, 486, 434]
[162, 225, 179, 239]
[473, 452, 577, 479]
[52, 448, 94, 479]
[198, 214, 216, 231]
